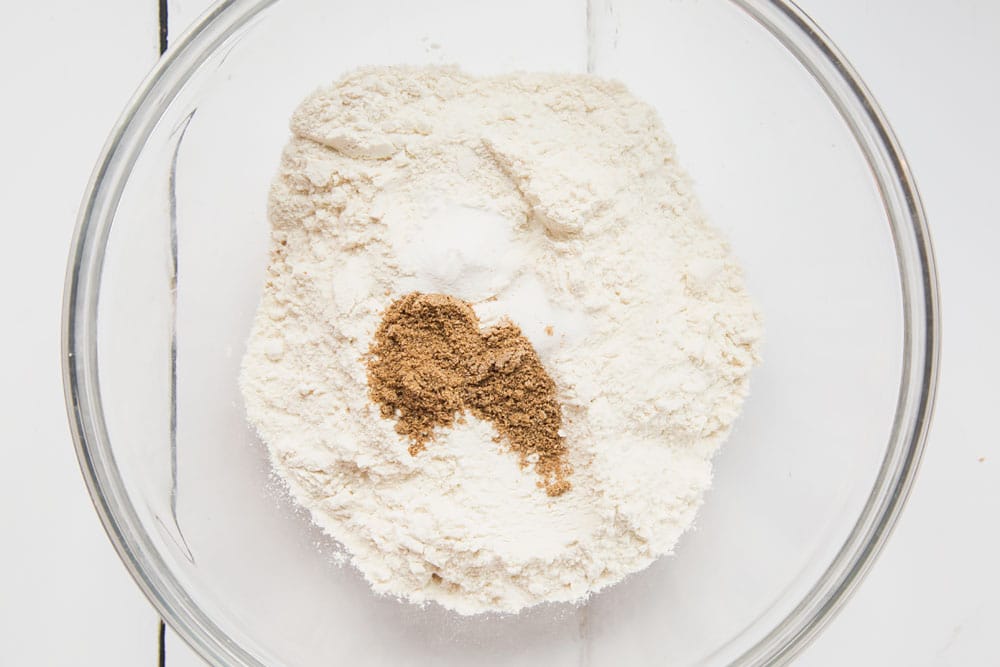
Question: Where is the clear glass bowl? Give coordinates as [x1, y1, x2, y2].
[63, 1, 939, 665]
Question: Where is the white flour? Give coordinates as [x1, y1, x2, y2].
[240, 66, 761, 615]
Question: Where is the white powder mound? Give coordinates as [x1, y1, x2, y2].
[240, 66, 762, 615]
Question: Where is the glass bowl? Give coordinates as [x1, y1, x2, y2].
[63, 0, 939, 665]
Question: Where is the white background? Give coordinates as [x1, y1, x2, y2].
[0, 0, 995, 664]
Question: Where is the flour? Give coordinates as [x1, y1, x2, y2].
[240, 66, 762, 615]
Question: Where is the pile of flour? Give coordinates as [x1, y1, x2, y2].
[240, 66, 761, 615]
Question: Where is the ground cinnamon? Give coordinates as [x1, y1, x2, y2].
[367, 292, 571, 496]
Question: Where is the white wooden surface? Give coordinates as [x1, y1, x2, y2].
[0, 0, 995, 664]
[796, 2, 1000, 663]
[0, 3, 162, 667]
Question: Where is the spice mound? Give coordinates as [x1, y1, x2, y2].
[368, 292, 571, 496]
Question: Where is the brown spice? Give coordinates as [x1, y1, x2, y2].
[366, 292, 571, 496]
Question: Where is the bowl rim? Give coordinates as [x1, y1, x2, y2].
[62, 0, 940, 664]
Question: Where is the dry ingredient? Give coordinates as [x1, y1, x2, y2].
[240, 66, 762, 615]
[367, 292, 571, 496]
